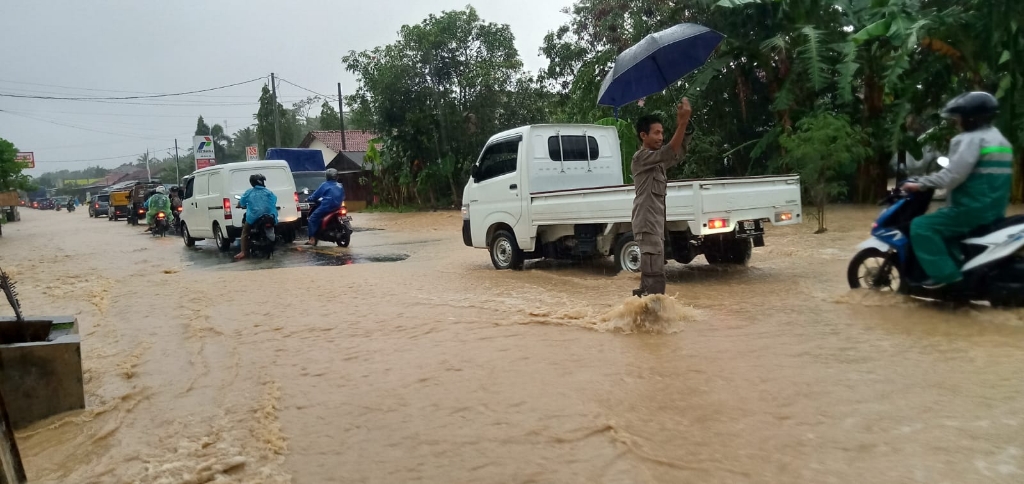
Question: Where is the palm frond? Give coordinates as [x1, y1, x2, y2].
[771, 77, 797, 112]
[833, 42, 859, 105]
[715, 0, 765, 8]
[760, 35, 788, 54]
[797, 26, 827, 92]
[684, 56, 733, 97]
[883, 54, 910, 93]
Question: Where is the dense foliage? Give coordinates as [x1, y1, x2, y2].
[34, 0, 1024, 214]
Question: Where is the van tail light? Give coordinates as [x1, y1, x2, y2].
[95, 203, 99, 208]
[223, 198, 232, 220]
[708, 218, 728, 230]
[294, 192, 300, 213]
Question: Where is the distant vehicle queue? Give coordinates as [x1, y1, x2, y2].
[26, 159, 355, 260]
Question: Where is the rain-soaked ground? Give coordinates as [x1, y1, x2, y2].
[1, 205, 1023, 483]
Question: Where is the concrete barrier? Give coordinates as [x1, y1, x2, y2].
[0, 316, 84, 430]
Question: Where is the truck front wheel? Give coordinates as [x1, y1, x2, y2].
[490, 230, 524, 271]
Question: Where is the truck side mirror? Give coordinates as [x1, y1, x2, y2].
[470, 164, 479, 181]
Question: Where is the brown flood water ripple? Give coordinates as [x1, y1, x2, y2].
[0, 205, 1022, 483]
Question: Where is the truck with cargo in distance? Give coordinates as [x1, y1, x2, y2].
[461, 124, 803, 272]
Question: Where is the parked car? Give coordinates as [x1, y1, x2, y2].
[179, 160, 301, 249]
[89, 194, 110, 218]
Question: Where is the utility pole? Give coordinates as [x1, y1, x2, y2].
[174, 139, 180, 182]
[270, 72, 282, 148]
[338, 82, 347, 151]
[145, 148, 152, 181]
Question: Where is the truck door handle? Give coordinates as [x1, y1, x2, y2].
[510, 184, 518, 190]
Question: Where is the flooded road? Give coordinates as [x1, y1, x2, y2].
[1, 206, 1023, 483]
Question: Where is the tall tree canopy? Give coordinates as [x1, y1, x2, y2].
[344, 6, 550, 206]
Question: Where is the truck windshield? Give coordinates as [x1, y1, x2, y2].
[292, 173, 325, 193]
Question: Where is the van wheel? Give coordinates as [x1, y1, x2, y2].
[614, 232, 642, 274]
[490, 230, 524, 271]
[213, 224, 231, 252]
[181, 223, 196, 248]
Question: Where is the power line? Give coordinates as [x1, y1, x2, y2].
[0, 76, 267, 101]
[0, 109, 188, 140]
[33, 148, 177, 164]
[0, 109, 256, 119]
[277, 77, 338, 101]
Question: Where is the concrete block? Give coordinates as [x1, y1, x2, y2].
[0, 316, 85, 430]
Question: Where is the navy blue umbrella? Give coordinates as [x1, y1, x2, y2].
[597, 23, 725, 109]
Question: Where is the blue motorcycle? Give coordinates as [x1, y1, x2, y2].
[847, 172, 1024, 306]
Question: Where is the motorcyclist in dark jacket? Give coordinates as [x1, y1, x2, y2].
[305, 168, 346, 246]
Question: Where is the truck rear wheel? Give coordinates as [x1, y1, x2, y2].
[613, 233, 642, 274]
[490, 230, 524, 271]
[704, 234, 752, 266]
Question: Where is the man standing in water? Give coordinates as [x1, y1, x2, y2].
[631, 99, 692, 297]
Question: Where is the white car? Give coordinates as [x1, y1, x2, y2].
[179, 161, 301, 250]
[461, 124, 804, 271]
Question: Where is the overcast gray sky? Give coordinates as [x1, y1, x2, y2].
[0, 0, 575, 175]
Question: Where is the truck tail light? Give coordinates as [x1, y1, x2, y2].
[223, 198, 232, 220]
[708, 218, 728, 230]
[775, 212, 793, 222]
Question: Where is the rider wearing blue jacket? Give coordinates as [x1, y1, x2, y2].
[235, 174, 279, 261]
[306, 168, 346, 245]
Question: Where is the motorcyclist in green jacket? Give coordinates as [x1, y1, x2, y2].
[903, 92, 1013, 289]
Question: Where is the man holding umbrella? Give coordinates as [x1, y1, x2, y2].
[631, 99, 692, 297]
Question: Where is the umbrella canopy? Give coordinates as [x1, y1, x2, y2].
[597, 23, 725, 108]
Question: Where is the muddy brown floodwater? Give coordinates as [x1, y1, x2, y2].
[1, 205, 1023, 483]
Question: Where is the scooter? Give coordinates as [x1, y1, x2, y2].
[172, 205, 183, 235]
[308, 200, 353, 247]
[152, 211, 170, 237]
[847, 158, 1024, 306]
[233, 195, 277, 259]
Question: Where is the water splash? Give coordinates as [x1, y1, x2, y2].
[523, 295, 700, 334]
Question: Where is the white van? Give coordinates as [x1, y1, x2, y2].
[179, 160, 301, 250]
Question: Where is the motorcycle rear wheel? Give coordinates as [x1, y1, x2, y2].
[848, 248, 904, 293]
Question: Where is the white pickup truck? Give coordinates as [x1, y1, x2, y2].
[461, 124, 803, 272]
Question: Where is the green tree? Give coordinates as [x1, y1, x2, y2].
[319, 101, 342, 130]
[194, 116, 211, 136]
[255, 85, 298, 157]
[778, 113, 870, 233]
[0, 138, 34, 192]
[344, 6, 549, 206]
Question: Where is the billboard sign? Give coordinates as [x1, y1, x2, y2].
[15, 152, 34, 169]
[193, 135, 217, 170]
[246, 145, 258, 161]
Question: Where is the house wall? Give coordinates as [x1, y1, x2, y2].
[306, 140, 339, 168]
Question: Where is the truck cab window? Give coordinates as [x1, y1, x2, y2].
[548, 135, 599, 161]
[475, 140, 519, 183]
